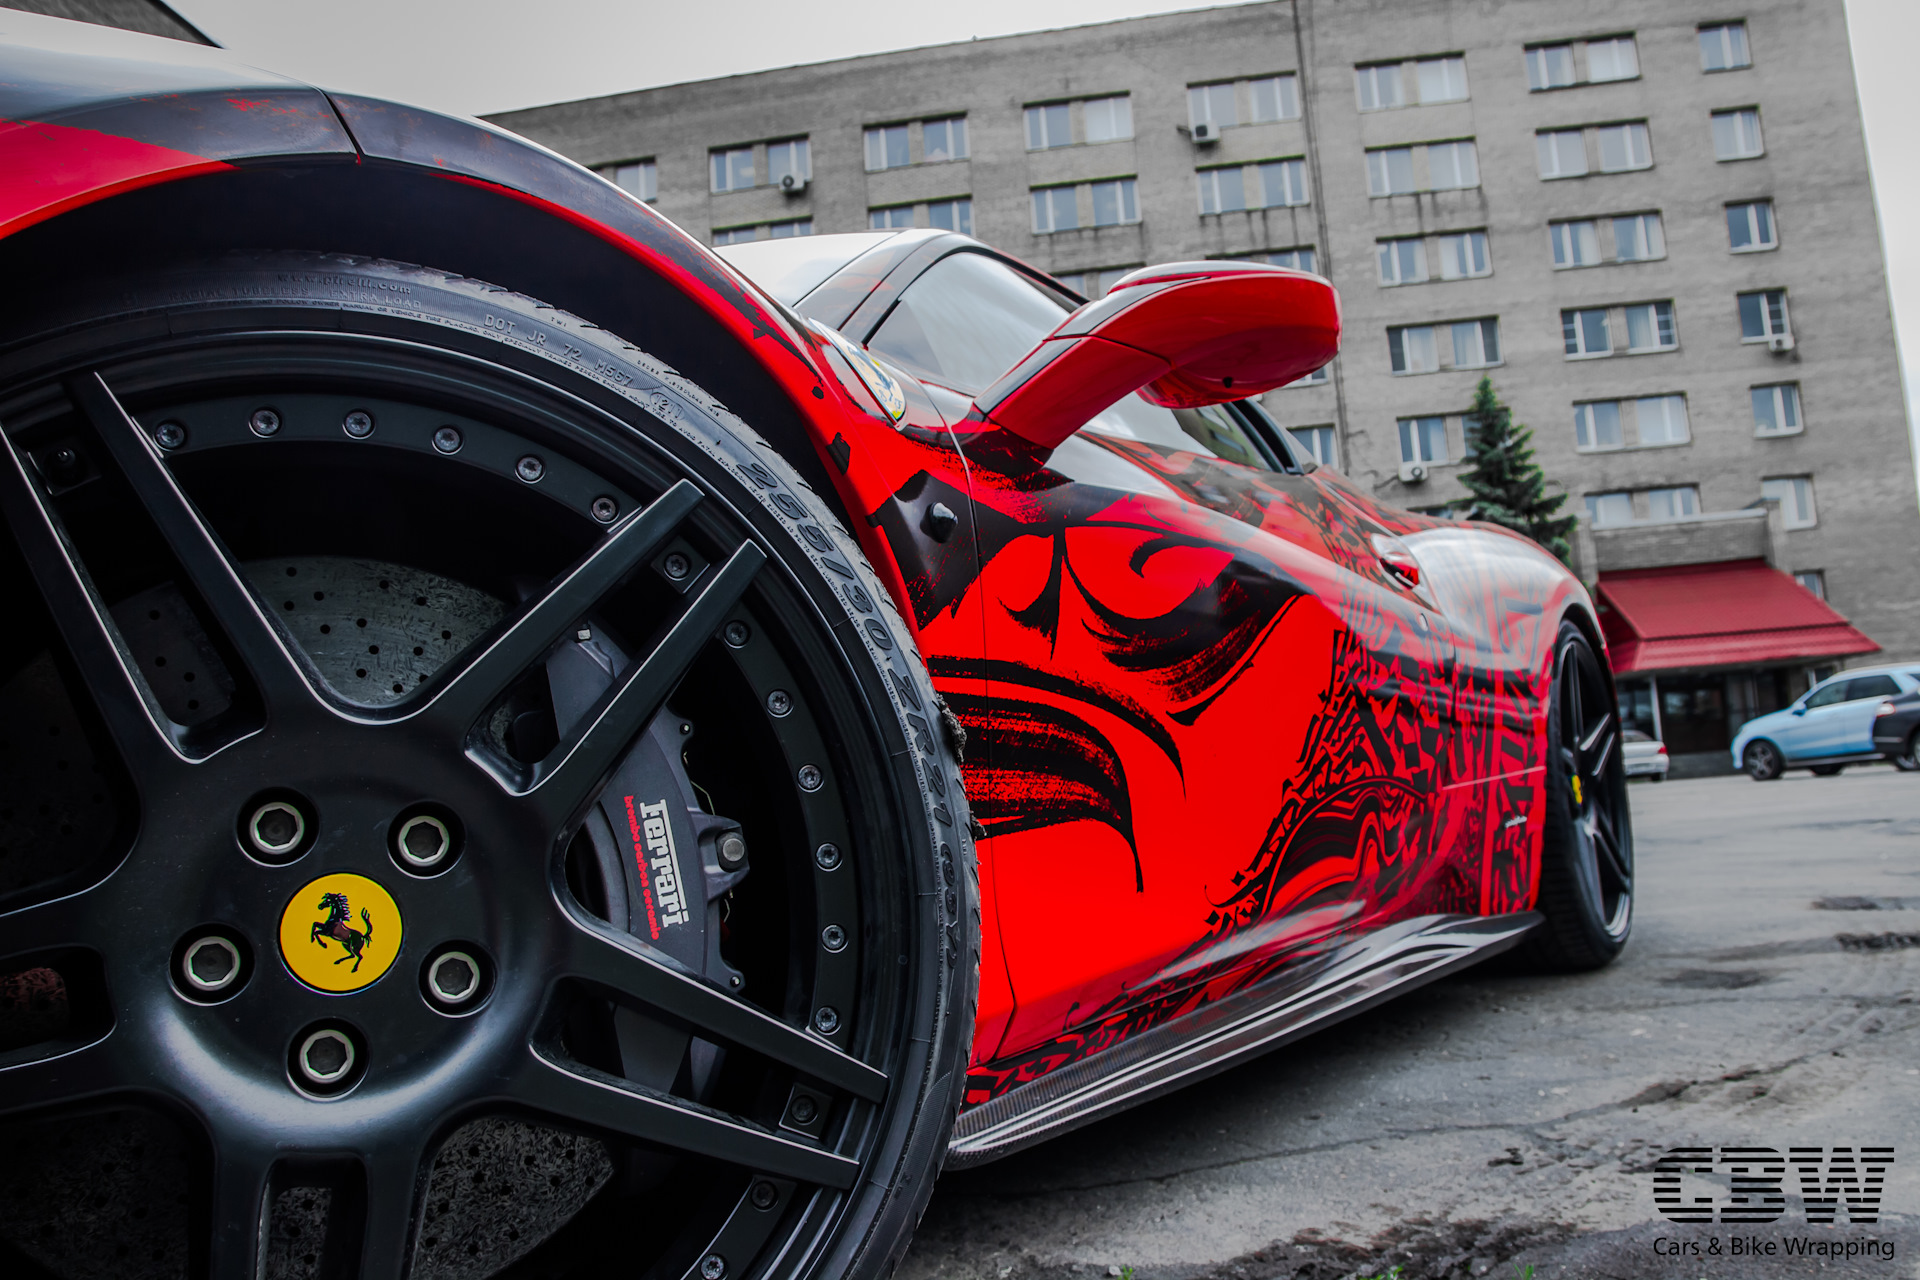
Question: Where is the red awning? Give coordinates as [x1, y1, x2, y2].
[1596, 559, 1879, 674]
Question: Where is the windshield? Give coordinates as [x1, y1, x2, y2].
[715, 233, 899, 306]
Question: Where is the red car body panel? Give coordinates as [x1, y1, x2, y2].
[0, 13, 1605, 1126]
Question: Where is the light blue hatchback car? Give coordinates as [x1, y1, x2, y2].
[1731, 664, 1920, 779]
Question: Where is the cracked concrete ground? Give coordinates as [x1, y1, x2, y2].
[900, 768, 1920, 1280]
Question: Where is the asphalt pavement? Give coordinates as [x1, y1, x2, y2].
[899, 767, 1920, 1280]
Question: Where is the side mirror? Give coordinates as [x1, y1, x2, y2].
[1791, 706, 1807, 716]
[965, 261, 1340, 452]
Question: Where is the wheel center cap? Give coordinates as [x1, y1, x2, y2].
[279, 872, 404, 992]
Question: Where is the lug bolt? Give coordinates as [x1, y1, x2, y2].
[396, 814, 453, 869]
[516, 454, 545, 483]
[750, 1180, 778, 1210]
[342, 410, 375, 438]
[722, 620, 750, 648]
[246, 800, 306, 857]
[813, 1006, 840, 1035]
[700, 1255, 727, 1280]
[427, 951, 482, 1005]
[821, 924, 846, 953]
[662, 552, 691, 580]
[155, 421, 188, 450]
[249, 408, 281, 437]
[814, 842, 841, 871]
[432, 426, 463, 454]
[796, 764, 822, 792]
[41, 445, 84, 484]
[789, 1095, 818, 1125]
[766, 690, 792, 717]
[296, 1028, 356, 1086]
[590, 495, 619, 523]
[717, 831, 748, 871]
[182, 935, 242, 992]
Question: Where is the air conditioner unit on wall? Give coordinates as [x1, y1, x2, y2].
[1191, 122, 1220, 144]
[780, 173, 809, 195]
[1399, 461, 1429, 485]
[1767, 332, 1795, 353]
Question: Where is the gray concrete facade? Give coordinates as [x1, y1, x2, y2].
[489, 0, 1920, 664]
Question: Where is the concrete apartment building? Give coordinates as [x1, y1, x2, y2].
[484, 0, 1914, 763]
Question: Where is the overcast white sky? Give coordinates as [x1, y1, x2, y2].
[171, 0, 1919, 465]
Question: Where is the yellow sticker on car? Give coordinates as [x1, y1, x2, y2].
[280, 872, 402, 993]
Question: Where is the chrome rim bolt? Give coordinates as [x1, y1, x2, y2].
[814, 842, 841, 871]
[427, 951, 482, 1005]
[700, 1255, 726, 1280]
[182, 936, 241, 992]
[766, 690, 792, 716]
[750, 1181, 778, 1210]
[797, 764, 822, 792]
[249, 408, 281, 437]
[432, 426, 463, 454]
[516, 454, 545, 483]
[821, 924, 846, 952]
[246, 800, 305, 857]
[297, 1029, 356, 1086]
[813, 1006, 840, 1034]
[663, 552, 691, 580]
[396, 814, 453, 868]
[155, 421, 187, 449]
[342, 410, 374, 438]
[723, 620, 751, 647]
[789, 1095, 818, 1124]
[717, 831, 748, 871]
[591, 495, 619, 522]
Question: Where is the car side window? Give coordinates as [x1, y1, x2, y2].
[1803, 682, 1848, 709]
[869, 252, 1071, 395]
[1846, 675, 1900, 700]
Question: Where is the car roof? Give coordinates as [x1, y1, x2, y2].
[716, 230, 942, 307]
[1812, 664, 1920, 689]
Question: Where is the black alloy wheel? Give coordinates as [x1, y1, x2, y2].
[1897, 732, 1920, 772]
[0, 255, 976, 1280]
[1520, 621, 1632, 971]
[1742, 740, 1784, 781]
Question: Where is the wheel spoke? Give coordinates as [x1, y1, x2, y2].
[0, 423, 187, 772]
[200, 1141, 273, 1280]
[0, 887, 100, 962]
[524, 541, 766, 821]
[1591, 803, 1631, 890]
[563, 911, 886, 1102]
[0, 1039, 123, 1118]
[518, 1049, 859, 1190]
[355, 1141, 426, 1280]
[66, 373, 317, 718]
[427, 480, 702, 735]
[1581, 713, 1616, 780]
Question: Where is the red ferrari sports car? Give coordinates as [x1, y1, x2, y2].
[0, 13, 1631, 1280]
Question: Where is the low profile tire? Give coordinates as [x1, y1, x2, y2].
[1898, 733, 1920, 772]
[0, 254, 977, 1280]
[1744, 740, 1785, 781]
[1810, 764, 1846, 777]
[1519, 622, 1632, 972]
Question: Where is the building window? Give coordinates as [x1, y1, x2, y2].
[766, 139, 810, 187]
[1585, 491, 1634, 526]
[1586, 36, 1639, 82]
[1739, 289, 1791, 341]
[1026, 102, 1071, 150]
[1648, 486, 1700, 521]
[1032, 185, 1077, 233]
[1613, 213, 1665, 261]
[1762, 476, 1817, 528]
[1417, 56, 1469, 103]
[1288, 362, 1330, 386]
[1712, 108, 1765, 160]
[1259, 159, 1309, 206]
[1700, 22, 1751, 72]
[1389, 325, 1439, 373]
[1200, 161, 1307, 212]
[1793, 570, 1825, 599]
[1537, 130, 1587, 178]
[1056, 266, 1137, 298]
[1428, 141, 1478, 189]
[1752, 383, 1802, 436]
[1637, 395, 1690, 444]
[1399, 415, 1449, 465]
[1563, 308, 1611, 357]
[1250, 74, 1301, 121]
[1727, 200, 1776, 251]
[1597, 122, 1652, 171]
[1288, 424, 1337, 466]
[1368, 141, 1477, 195]
[865, 125, 909, 171]
[1623, 301, 1678, 352]
[711, 146, 754, 192]
[924, 116, 969, 162]
[1390, 319, 1499, 373]
[1455, 319, 1500, 367]
[603, 159, 657, 201]
[1573, 400, 1624, 450]
[769, 218, 810, 238]
[1189, 82, 1238, 128]
[1378, 237, 1428, 285]
[1550, 219, 1600, 266]
[928, 198, 973, 235]
[1090, 178, 1138, 226]
[1259, 246, 1317, 272]
[713, 219, 811, 245]
[1355, 63, 1405, 111]
[1526, 43, 1576, 90]
[1435, 231, 1491, 278]
[1084, 96, 1133, 143]
[869, 205, 914, 230]
[713, 226, 756, 246]
[1368, 146, 1416, 194]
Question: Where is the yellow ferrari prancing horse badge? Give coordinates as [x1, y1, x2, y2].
[280, 872, 402, 992]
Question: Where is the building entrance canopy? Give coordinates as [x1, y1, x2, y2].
[1596, 559, 1878, 675]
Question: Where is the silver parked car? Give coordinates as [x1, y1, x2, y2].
[1623, 728, 1670, 781]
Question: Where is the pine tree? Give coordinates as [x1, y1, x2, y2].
[1457, 375, 1578, 564]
